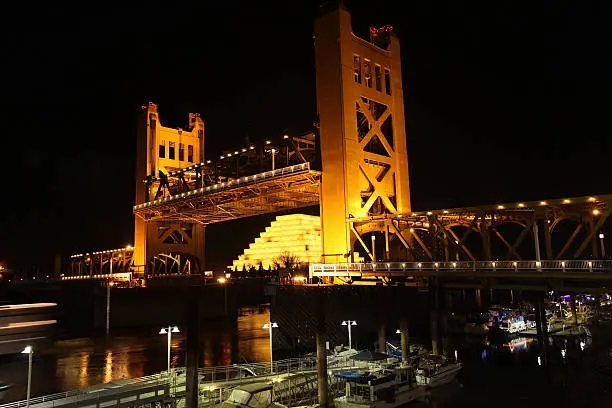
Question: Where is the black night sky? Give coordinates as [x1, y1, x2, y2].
[1, 1, 610, 272]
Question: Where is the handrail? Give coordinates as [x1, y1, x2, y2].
[134, 162, 314, 210]
[1, 356, 345, 408]
[310, 260, 612, 276]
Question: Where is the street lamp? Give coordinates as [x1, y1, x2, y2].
[106, 281, 114, 336]
[341, 320, 357, 350]
[22, 345, 33, 408]
[159, 326, 180, 376]
[599, 233, 606, 258]
[263, 322, 278, 373]
[371, 235, 376, 261]
[271, 149, 277, 171]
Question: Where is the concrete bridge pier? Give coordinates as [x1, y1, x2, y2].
[378, 324, 386, 353]
[316, 292, 328, 408]
[399, 318, 409, 361]
[430, 278, 441, 355]
[185, 287, 200, 408]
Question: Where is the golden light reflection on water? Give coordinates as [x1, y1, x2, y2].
[104, 352, 113, 384]
[79, 352, 90, 388]
[48, 307, 271, 394]
[237, 307, 271, 363]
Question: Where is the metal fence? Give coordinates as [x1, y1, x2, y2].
[1, 356, 354, 408]
[1, 372, 169, 408]
[311, 260, 612, 276]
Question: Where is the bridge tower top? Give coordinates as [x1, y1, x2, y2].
[314, 5, 411, 263]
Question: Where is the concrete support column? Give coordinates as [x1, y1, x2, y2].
[400, 318, 409, 362]
[378, 324, 386, 353]
[185, 287, 199, 408]
[430, 278, 440, 355]
[316, 292, 328, 408]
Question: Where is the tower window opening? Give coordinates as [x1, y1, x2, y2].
[169, 141, 176, 160]
[198, 129, 203, 139]
[364, 60, 372, 88]
[179, 143, 185, 161]
[187, 145, 193, 162]
[159, 141, 166, 158]
[375, 65, 382, 91]
[353, 55, 361, 83]
[384, 69, 391, 95]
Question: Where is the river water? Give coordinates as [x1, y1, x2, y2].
[1, 304, 612, 407]
[0, 306, 272, 404]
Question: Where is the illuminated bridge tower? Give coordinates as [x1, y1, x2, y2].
[134, 102, 206, 273]
[315, 5, 411, 263]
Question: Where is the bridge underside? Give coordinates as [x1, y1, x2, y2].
[133, 164, 321, 225]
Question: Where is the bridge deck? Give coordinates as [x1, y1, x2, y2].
[133, 163, 321, 225]
[311, 260, 612, 279]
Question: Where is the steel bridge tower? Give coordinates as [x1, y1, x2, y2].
[315, 4, 411, 263]
[134, 103, 206, 273]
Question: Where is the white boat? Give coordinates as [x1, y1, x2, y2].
[220, 383, 287, 408]
[499, 315, 536, 334]
[415, 355, 461, 388]
[334, 364, 429, 408]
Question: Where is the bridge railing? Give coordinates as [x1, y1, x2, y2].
[311, 260, 612, 275]
[135, 162, 313, 210]
[0, 372, 168, 408]
[197, 355, 355, 384]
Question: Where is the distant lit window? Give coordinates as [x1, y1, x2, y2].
[179, 143, 185, 161]
[188, 145, 193, 162]
[364, 60, 372, 88]
[353, 55, 361, 83]
[384, 69, 391, 95]
[169, 141, 175, 160]
[375, 65, 381, 91]
[159, 141, 166, 158]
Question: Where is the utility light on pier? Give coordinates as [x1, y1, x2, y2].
[159, 326, 179, 377]
[341, 320, 357, 350]
[22, 345, 33, 408]
[263, 322, 279, 372]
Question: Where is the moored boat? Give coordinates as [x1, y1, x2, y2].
[334, 364, 429, 408]
[415, 355, 461, 388]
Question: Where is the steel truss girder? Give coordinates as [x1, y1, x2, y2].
[348, 194, 611, 262]
[134, 165, 321, 225]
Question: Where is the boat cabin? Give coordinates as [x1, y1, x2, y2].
[220, 383, 284, 408]
[335, 367, 414, 404]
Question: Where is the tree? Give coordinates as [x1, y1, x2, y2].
[272, 252, 303, 273]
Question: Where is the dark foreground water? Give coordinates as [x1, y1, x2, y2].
[1, 305, 611, 408]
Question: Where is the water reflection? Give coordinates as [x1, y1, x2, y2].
[503, 337, 533, 354]
[0, 306, 271, 403]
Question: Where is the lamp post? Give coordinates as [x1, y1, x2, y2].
[159, 326, 180, 376]
[341, 320, 357, 350]
[271, 149, 277, 171]
[263, 322, 278, 373]
[106, 281, 114, 336]
[371, 235, 376, 262]
[600, 233, 606, 258]
[22, 345, 33, 408]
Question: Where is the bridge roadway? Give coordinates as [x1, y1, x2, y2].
[310, 260, 612, 290]
[310, 260, 612, 278]
[0, 356, 359, 408]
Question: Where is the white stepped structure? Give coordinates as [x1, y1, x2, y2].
[230, 214, 323, 271]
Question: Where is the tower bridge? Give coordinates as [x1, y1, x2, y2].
[67, 4, 611, 284]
